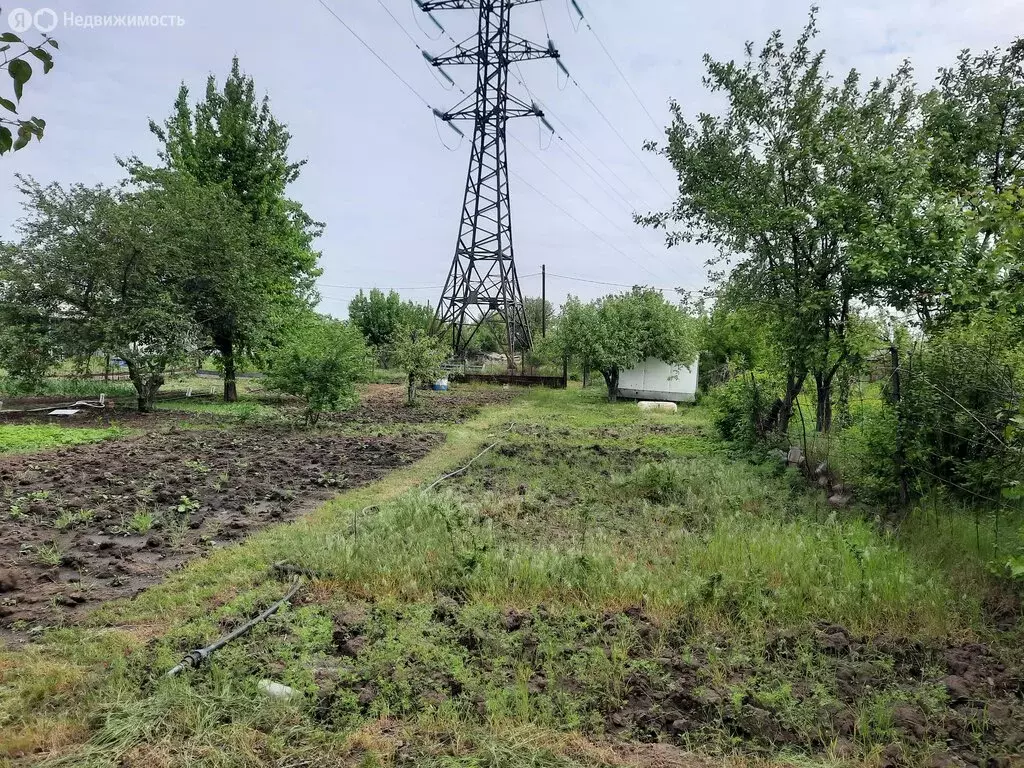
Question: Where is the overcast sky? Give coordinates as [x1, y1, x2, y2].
[1, 0, 1019, 317]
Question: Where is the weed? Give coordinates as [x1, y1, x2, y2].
[35, 544, 64, 567]
[54, 509, 95, 530]
[174, 496, 200, 515]
[128, 510, 155, 534]
[0, 425, 123, 455]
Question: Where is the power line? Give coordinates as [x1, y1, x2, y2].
[566, 70, 671, 196]
[510, 168, 664, 282]
[546, 109, 650, 209]
[569, 0, 663, 135]
[373, 0, 425, 50]
[545, 271, 683, 292]
[510, 133, 685, 282]
[315, 0, 432, 109]
[503, 41, 657, 210]
[317, 273, 542, 294]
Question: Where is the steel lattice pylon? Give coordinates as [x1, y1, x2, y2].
[421, 0, 558, 362]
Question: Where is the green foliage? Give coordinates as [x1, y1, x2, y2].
[0, 175, 227, 411]
[0, 321, 56, 391]
[922, 38, 1023, 315]
[348, 289, 434, 351]
[0, 10, 57, 155]
[265, 317, 370, 424]
[643, 10, 957, 432]
[388, 327, 448, 405]
[128, 57, 322, 402]
[0, 424, 121, 455]
[554, 288, 696, 402]
[900, 316, 1024, 500]
[706, 371, 781, 447]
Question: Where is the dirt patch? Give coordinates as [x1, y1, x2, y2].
[304, 601, 1023, 767]
[0, 427, 442, 629]
[602, 618, 1024, 766]
[320, 384, 517, 426]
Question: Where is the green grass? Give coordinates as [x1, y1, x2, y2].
[0, 377, 139, 400]
[0, 385, 1018, 767]
[0, 424, 124, 455]
[155, 398, 281, 421]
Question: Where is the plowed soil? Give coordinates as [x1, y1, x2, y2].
[0, 426, 441, 629]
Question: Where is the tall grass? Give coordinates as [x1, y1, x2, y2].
[265, 487, 975, 638]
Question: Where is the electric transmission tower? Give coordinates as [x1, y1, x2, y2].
[420, 0, 559, 363]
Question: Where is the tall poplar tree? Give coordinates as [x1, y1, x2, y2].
[127, 57, 321, 401]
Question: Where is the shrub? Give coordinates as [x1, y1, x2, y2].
[265, 318, 370, 425]
[707, 372, 780, 447]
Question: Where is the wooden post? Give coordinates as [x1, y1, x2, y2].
[541, 264, 547, 338]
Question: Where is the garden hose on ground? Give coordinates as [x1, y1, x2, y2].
[165, 564, 306, 677]
[421, 422, 516, 492]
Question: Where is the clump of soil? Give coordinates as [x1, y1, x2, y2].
[0, 427, 441, 629]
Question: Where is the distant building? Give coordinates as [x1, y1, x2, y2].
[617, 357, 699, 403]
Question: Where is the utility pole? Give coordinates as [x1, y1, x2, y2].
[541, 263, 546, 338]
[421, 0, 559, 367]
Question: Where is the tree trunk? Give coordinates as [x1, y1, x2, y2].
[602, 368, 619, 402]
[407, 372, 416, 406]
[126, 361, 164, 413]
[814, 372, 833, 433]
[763, 371, 806, 436]
[221, 341, 238, 402]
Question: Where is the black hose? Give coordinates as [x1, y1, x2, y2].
[166, 572, 303, 677]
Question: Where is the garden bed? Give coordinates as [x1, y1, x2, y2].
[0, 425, 442, 630]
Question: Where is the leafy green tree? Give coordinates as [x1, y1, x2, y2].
[642, 10, 945, 431]
[923, 39, 1024, 315]
[126, 57, 321, 402]
[265, 317, 369, 425]
[524, 296, 553, 339]
[556, 289, 696, 402]
[0, 10, 57, 155]
[0, 175, 223, 411]
[349, 289, 433, 352]
[389, 327, 448, 405]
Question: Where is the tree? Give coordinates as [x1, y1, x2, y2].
[641, 10, 945, 431]
[349, 289, 434, 351]
[524, 296, 553, 339]
[0, 175, 219, 411]
[0, 9, 58, 155]
[127, 57, 321, 402]
[923, 39, 1024, 316]
[556, 289, 696, 402]
[389, 327, 448, 405]
[264, 317, 369, 425]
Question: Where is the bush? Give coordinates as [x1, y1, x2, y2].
[265, 318, 370, 425]
[706, 372, 780, 447]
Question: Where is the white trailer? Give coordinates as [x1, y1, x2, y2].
[617, 357, 699, 403]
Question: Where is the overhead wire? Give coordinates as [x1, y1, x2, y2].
[544, 271, 686, 293]
[315, 0, 432, 109]
[505, 65, 646, 210]
[565, 72, 671, 196]
[510, 133, 684, 282]
[568, 0, 663, 134]
[509, 169, 663, 282]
